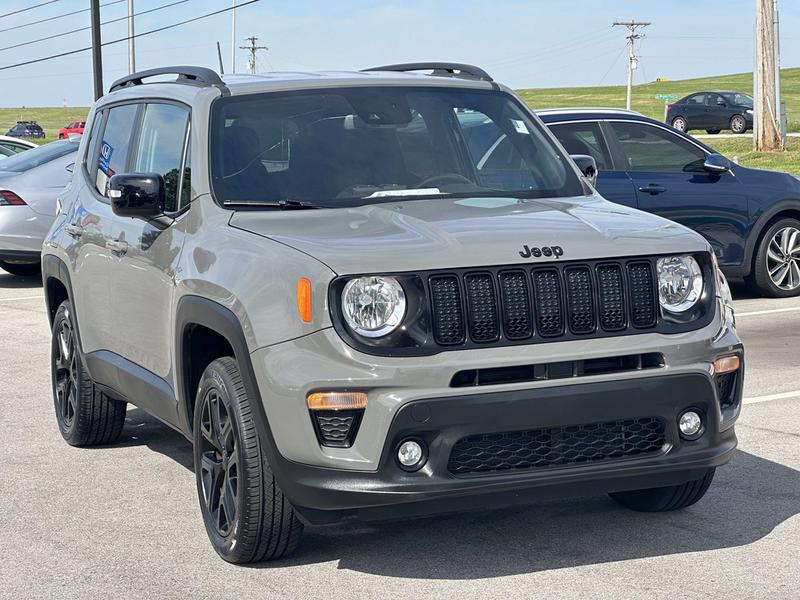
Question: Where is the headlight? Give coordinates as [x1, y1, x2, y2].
[656, 255, 703, 312]
[342, 276, 406, 337]
[745, 109, 753, 114]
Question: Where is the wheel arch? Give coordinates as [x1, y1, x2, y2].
[42, 254, 73, 328]
[743, 201, 800, 277]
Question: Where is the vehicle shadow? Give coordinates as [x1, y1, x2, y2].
[0, 271, 42, 289]
[117, 409, 799, 579]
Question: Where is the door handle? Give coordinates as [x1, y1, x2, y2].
[638, 184, 667, 195]
[106, 239, 129, 255]
[64, 223, 83, 238]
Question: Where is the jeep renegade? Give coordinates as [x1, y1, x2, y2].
[42, 64, 744, 564]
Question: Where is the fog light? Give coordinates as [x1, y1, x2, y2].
[714, 354, 740, 375]
[397, 439, 425, 471]
[678, 410, 703, 440]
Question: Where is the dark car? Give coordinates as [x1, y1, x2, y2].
[665, 91, 753, 134]
[538, 108, 800, 297]
[5, 121, 46, 139]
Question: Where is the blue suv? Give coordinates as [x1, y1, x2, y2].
[538, 109, 800, 297]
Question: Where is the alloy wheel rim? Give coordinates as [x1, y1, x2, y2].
[732, 116, 745, 132]
[53, 312, 78, 430]
[199, 388, 239, 537]
[766, 226, 800, 290]
[674, 118, 685, 130]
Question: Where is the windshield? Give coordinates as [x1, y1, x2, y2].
[0, 140, 76, 173]
[210, 86, 585, 207]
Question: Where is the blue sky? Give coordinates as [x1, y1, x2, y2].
[0, 0, 798, 107]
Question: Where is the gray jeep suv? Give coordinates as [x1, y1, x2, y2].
[42, 64, 744, 564]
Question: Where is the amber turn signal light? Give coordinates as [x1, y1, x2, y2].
[307, 391, 368, 411]
[714, 354, 740, 375]
[297, 278, 312, 323]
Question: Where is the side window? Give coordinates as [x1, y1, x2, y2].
[549, 122, 612, 170]
[610, 122, 706, 173]
[685, 93, 706, 106]
[133, 103, 190, 212]
[94, 104, 138, 196]
[708, 93, 725, 107]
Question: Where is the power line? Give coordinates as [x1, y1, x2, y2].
[0, 0, 193, 53]
[0, 0, 261, 72]
[0, 0, 126, 35]
[0, 0, 62, 20]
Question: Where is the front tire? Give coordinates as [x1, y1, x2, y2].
[747, 217, 800, 297]
[671, 116, 688, 132]
[730, 114, 747, 134]
[0, 260, 40, 277]
[193, 357, 303, 563]
[705, 128, 721, 134]
[609, 468, 715, 511]
[51, 300, 127, 446]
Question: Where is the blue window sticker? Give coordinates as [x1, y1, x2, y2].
[99, 141, 113, 174]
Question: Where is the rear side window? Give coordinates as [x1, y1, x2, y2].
[548, 122, 612, 170]
[684, 93, 707, 105]
[133, 103, 190, 212]
[610, 122, 706, 173]
[93, 104, 138, 196]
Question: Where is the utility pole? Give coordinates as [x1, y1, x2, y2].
[240, 36, 268, 74]
[127, 0, 135, 74]
[230, 0, 236, 74]
[90, 0, 103, 100]
[612, 20, 650, 110]
[755, 0, 782, 150]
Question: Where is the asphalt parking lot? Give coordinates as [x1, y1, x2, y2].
[0, 268, 798, 600]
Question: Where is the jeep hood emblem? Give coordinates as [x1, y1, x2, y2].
[519, 245, 564, 259]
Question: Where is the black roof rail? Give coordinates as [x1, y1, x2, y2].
[109, 66, 226, 93]
[362, 62, 493, 82]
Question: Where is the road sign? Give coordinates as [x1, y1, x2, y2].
[655, 94, 678, 100]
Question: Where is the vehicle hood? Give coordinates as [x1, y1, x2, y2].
[229, 194, 710, 274]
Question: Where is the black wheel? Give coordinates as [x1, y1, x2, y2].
[610, 468, 715, 511]
[705, 128, 721, 135]
[58, 134, 65, 139]
[747, 217, 800, 297]
[51, 300, 126, 446]
[730, 114, 747, 134]
[0, 260, 40, 277]
[193, 357, 303, 563]
[671, 116, 688, 132]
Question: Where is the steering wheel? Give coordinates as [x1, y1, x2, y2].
[415, 173, 474, 189]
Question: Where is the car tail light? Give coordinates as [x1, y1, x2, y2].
[0, 190, 26, 206]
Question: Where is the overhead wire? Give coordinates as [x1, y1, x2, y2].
[0, 0, 125, 35]
[0, 0, 62, 20]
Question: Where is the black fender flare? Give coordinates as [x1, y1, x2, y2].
[40, 254, 87, 355]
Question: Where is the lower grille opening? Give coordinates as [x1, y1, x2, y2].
[716, 371, 739, 409]
[449, 352, 664, 387]
[310, 409, 364, 448]
[448, 417, 668, 476]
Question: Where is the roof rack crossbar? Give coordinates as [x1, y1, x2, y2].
[362, 62, 493, 82]
[109, 66, 224, 93]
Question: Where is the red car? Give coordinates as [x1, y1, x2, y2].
[57, 120, 85, 139]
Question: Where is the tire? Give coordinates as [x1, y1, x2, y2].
[609, 468, 715, 512]
[51, 300, 127, 446]
[671, 116, 688, 132]
[730, 114, 747, 134]
[705, 128, 721, 135]
[746, 217, 800, 297]
[58, 134, 65, 139]
[193, 357, 303, 563]
[0, 260, 40, 277]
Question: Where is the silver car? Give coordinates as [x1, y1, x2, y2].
[0, 138, 79, 276]
[42, 64, 743, 564]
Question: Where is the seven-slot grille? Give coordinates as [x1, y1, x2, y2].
[429, 260, 658, 347]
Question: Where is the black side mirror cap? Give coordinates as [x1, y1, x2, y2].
[570, 154, 598, 187]
[703, 153, 733, 174]
[109, 173, 166, 219]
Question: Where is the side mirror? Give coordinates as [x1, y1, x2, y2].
[703, 153, 733, 174]
[109, 173, 165, 219]
[570, 154, 598, 187]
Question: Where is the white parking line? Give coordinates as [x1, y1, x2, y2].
[737, 306, 800, 317]
[743, 390, 800, 405]
[0, 295, 43, 303]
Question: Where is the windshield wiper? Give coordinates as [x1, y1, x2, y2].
[223, 199, 323, 210]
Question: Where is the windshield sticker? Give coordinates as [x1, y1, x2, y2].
[99, 141, 113, 174]
[511, 119, 529, 135]
[367, 188, 442, 198]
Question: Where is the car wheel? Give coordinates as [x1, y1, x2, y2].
[0, 260, 40, 277]
[705, 129, 721, 134]
[193, 357, 303, 563]
[747, 218, 800, 297]
[51, 300, 127, 446]
[609, 468, 715, 511]
[58, 134, 65, 139]
[730, 114, 747, 134]
[671, 116, 688, 132]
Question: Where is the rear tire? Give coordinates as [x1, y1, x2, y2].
[671, 116, 688, 132]
[746, 217, 800, 297]
[609, 469, 715, 511]
[0, 260, 40, 277]
[51, 300, 127, 446]
[705, 128, 721, 134]
[730, 114, 747, 134]
[193, 357, 303, 563]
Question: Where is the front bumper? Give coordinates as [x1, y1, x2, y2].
[274, 372, 737, 524]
